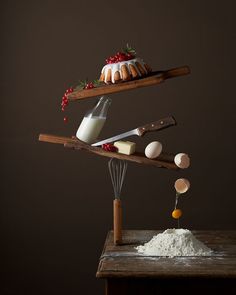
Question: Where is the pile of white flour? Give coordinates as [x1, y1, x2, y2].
[136, 229, 212, 257]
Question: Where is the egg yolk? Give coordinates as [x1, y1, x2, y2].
[172, 209, 182, 219]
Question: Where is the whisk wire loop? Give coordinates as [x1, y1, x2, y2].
[108, 158, 127, 199]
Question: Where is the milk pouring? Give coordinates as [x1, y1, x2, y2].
[76, 96, 111, 144]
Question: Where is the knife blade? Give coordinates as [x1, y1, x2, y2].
[92, 116, 176, 146]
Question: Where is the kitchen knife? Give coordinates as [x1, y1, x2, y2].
[92, 116, 176, 146]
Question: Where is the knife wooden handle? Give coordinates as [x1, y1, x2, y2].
[137, 116, 177, 136]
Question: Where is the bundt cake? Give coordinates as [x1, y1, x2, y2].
[99, 45, 152, 84]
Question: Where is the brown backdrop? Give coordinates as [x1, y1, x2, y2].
[1, 0, 236, 294]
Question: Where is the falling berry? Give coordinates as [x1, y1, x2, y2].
[63, 117, 68, 123]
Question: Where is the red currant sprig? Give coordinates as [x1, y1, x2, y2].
[84, 82, 95, 90]
[61, 87, 73, 111]
[61, 87, 73, 123]
[102, 143, 118, 152]
[74, 79, 102, 92]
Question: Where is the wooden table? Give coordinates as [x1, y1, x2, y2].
[96, 230, 236, 294]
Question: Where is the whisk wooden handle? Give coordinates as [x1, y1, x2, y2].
[113, 199, 122, 245]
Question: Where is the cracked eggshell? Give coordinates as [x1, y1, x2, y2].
[174, 153, 190, 169]
[174, 178, 190, 194]
[145, 141, 162, 159]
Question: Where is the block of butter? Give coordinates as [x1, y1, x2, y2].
[114, 141, 136, 155]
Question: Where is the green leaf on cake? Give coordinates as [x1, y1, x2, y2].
[123, 43, 136, 56]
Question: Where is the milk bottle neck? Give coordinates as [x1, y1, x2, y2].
[86, 96, 112, 118]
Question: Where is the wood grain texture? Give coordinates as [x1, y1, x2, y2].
[38, 134, 178, 170]
[96, 230, 236, 279]
[68, 66, 190, 101]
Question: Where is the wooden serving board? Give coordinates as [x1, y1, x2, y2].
[39, 134, 178, 170]
[68, 66, 190, 101]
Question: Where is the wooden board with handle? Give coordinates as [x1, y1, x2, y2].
[68, 66, 190, 101]
[39, 134, 178, 170]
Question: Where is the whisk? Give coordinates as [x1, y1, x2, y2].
[108, 158, 127, 245]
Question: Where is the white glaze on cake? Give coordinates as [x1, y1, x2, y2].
[101, 57, 148, 83]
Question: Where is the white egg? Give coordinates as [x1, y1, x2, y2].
[145, 141, 163, 159]
[174, 153, 190, 169]
[174, 178, 190, 194]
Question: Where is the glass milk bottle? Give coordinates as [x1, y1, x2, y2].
[76, 96, 112, 144]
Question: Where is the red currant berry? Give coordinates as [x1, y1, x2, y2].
[63, 117, 68, 123]
[102, 143, 117, 152]
[126, 53, 134, 60]
[85, 82, 94, 90]
[65, 87, 73, 94]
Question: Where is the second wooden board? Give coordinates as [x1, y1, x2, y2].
[39, 134, 178, 170]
